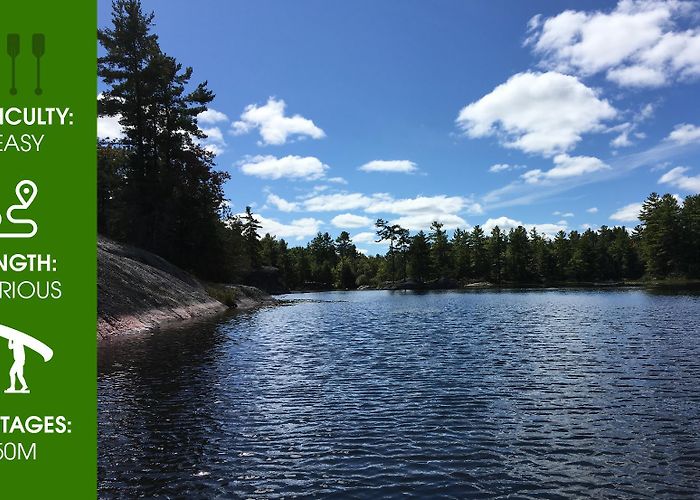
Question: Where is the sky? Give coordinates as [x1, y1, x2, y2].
[98, 0, 700, 254]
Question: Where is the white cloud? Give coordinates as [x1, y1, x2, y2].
[553, 211, 575, 217]
[527, 0, 700, 87]
[197, 108, 229, 125]
[303, 192, 383, 212]
[203, 144, 225, 156]
[238, 155, 329, 181]
[365, 195, 483, 216]
[97, 115, 124, 140]
[253, 214, 323, 240]
[266, 193, 299, 212]
[327, 176, 348, 184]
[200, 127, 226, 145]
[666, 123, 700, 145]
[232, 97, 325, 145]
[391, 213, 467, 231]
[482, 216, 567, 238]
[610, 103, 655, 148]
[331, 213, 372, 228]
[352, 232, 379, 244]
[300, 192, 481, 232]
[658, 166, 700, 192]
[359, 160, 418, 173]
[611, 129, 634, 148]
[610, 202, 643, 222]
[522, 154, 609, 184]
[489, 163, 525, 173]
[587, 207, 599, 213]
[456, 71, 616, 156]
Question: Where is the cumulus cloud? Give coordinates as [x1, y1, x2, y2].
[252, 214, 323, 240]
[522, 154, 609, 184]
[238, 155, 329, 181]
[266, 193, 299, 212]
[489, 163, 525, 173]
[482, 216, 567, 238]
[392, 213, 467, 231]
[587, 207, 599, 213]
[456, 71, 616, 156]
[303, 192, 383, 212]
[97, 115, 124, 141]
[232, 97, 325, 145]
[527, 0, 700, 87]
[197, 108, 229, 125]
[300, 191, 481, 231]
[610, 202, 643, 222]
[658, 166, 700, 192]
[365, 194, 482, 216]
[666, 123, 700, 145]
[352, 232, 380, 244]
[201, 127, 225, 144]
[331, 213, 373, 228]
[359, 160, 418, 173]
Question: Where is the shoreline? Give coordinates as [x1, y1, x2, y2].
[284, 279, 700, 294]
[98, 236, 278, 340]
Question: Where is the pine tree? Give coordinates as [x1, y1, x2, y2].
[429, 221, 450, 279]
[639, 193, 681, 277]
[488, 226, 505, 283]
[240, 207, 262, 269]
[408, 231, 431, 282]
[470, 225, 488, 279]
[680, 195, 700, 277]
[98, 0, 229, 277]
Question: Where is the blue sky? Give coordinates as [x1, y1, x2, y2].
[98, 0, 700, 253]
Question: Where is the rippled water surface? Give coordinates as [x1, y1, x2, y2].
[99, 289, 700, 498]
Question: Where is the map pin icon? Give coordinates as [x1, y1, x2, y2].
[16, 180, 38, 208]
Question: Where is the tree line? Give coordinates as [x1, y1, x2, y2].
[98, 1, 699, 291]
[240, 192, 700, 290]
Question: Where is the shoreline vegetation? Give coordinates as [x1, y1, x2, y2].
[97, 1, 700, 336]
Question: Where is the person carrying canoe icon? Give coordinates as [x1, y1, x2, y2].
[0, 324, 53, 395]
[6, 338, 28, 394]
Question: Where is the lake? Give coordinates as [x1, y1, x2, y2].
[98, 289, 700, 498]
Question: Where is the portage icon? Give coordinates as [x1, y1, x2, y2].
[0, 180, 38, 238]
[0, 323, 52, 395]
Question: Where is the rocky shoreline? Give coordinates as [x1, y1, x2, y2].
[98, 237, 275, 339]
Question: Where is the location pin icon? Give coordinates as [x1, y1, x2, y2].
[16, 180, 38, 208]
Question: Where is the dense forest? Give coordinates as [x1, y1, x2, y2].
[98, 1, 700, 292]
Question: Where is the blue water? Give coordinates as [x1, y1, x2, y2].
[98, 289, 700, 498]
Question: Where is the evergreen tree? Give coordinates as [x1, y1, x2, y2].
[488, 226, 505, 283]
[335, 231, 356, 259]
[505, 226, 530, 282]
[408, 231, 431, 282]
[681, 194, 700, 277]
[451, 228, 472, 281]
[639, 193, 681, 277]
[429, 221, 450, 279]
[552, 230, 571, 280]
[240, 207, 262, 269]
[98, 0, 229, 278]
[470, 225, 489, 279]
